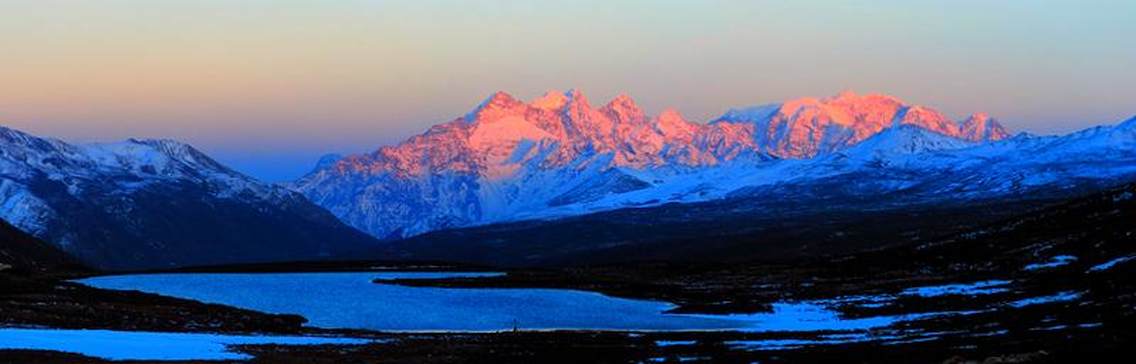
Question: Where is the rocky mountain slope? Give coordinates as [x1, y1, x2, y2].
[0, 126, 379, 270]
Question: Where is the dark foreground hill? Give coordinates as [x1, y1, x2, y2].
[372, 187, 1069, 267]
[0, 218, 84, 274]
[391, 181, 1136, 313]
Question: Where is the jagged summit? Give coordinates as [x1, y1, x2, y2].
[564, 88, 587, 103]
[530, 89, 569, 110]
[601, 93, 646, 125]
[961, 112, 1011, 141]
[465, 91, 525, 122]
[605, 93, 638, 108]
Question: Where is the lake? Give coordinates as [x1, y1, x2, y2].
[75, 271, 931, 332]
[0, 271, 1005, 360]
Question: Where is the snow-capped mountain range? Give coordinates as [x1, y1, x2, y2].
[2, 90, 1132, 268]
[293, 90, 1136, 240]
[0, 126, 377, 269]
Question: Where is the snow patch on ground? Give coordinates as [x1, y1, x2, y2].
[899, 280, 1011, 297]
[655, 340, 697, 347]
[724, 330, 963, 351]
[1008, 291, 1083, 308]
[1024, 255, 1078, 271]
[0, 328, 369, 361]
[687, 302, 983, 333]
[1088, 255, 1135, 272]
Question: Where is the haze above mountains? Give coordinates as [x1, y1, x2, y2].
[2, 90, 1135, 269]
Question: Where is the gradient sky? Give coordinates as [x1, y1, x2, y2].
[1, 1, 1134, 181]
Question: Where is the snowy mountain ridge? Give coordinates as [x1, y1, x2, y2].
[0, 127, 283, 203]
[0, 125, 376, 269]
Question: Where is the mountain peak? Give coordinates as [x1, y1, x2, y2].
[482, 91, 521, 108]
[657, 108, 685, 121]
[779, 96, 823, 112]
[487, 90, 516, 102]
[825, 90, 903, 105]
[844, 124, 975, 159]
[0, 124, 65, 147]
[531, 89, 569, 110]
[831, 89, 860, 101]
[84, 138, 238, 178]
[601, 93, 644, 121]
[301, 153, 345, 176]
[560, 88, 593, 120]
[608, 93, 636, 106]
[713, 104, 782, 123]
[564, 88, 590, 106]
[465, 91, 524, 122]
[961, 112, 1010, 142]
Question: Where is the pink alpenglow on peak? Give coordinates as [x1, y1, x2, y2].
[961, 112, 1011, 142]
[530, 89, 570, 110]
[351, 89, 1004, 176]
[708, 91, 1008, 159]
[293, 90, 1011, 239]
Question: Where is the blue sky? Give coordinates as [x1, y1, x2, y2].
[1, 0, 1133, 180]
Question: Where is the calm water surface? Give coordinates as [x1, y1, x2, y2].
[77, 272, 920, 332]
[79, 272, 750, 331]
